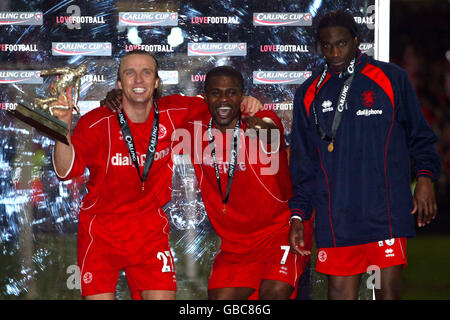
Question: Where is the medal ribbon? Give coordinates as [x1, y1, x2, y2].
[207, 115, 241, 211]
[311, 58, 357, 150]
[117, 101, 159, 190]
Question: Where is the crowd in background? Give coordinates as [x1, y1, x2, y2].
[390, 0, 449, 231]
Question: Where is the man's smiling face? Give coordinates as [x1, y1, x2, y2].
[117, 53, 160, 107]
[205, 75, 244, 132]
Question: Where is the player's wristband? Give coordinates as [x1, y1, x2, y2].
[289, 215, 303, 225]
[416, 170, 435, 181]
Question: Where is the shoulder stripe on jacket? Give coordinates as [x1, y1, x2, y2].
[361, 63, 395, 109]
[303, 73, 331, 117]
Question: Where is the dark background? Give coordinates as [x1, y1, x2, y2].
[391, 0, 449, 235]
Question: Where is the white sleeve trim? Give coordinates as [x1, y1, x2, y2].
[258, 117, 280, 155]
[52, 144, 75, 179]
[259, 136, 280, 155]
[262, 117, 276, 125]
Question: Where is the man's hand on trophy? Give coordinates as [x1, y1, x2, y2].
[51, 86, 75, 128]
[100, 89, 122, 112]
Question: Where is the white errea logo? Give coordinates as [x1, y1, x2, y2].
[385, 248, 395, 258]
[321, 100, 333, 113]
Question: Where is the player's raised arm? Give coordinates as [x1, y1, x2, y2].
[100, 88, 123, 112]
[52, 87, 75, 178]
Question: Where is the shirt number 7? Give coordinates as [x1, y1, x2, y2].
[280, 245, 290, 264]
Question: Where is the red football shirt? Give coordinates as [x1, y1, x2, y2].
[185, 110, 293, 254]
[54, 94, 207, 222]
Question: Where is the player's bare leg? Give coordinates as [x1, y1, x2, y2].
[374, 265, 403, 300]
[208, 287, 255, 300]
[259, 279, 294, 300]
[327, 274, 362, 300]
[141, 290, 176, 300]
[84, 292, 115, 300]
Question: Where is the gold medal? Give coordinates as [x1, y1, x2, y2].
[328, 141, 334, 152]
[222, 205, 226, 215]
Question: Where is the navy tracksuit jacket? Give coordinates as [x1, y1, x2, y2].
[288, 52, 441, 248]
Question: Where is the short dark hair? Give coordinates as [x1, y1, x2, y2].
[317, 10, 359, 41]
[117, 50, 159, 82]
[204, 66, 244, 92]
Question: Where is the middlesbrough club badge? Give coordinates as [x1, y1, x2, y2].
[83, 272, 93, 284]
[158, 124, 167, 139]
[318, 250, 327, 262]
[361, 90, 376, 108]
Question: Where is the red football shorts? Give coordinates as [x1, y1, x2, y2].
[208, 219, 313, 299]
[315, 238, 407, 276]
[77, 209, 177, 297]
